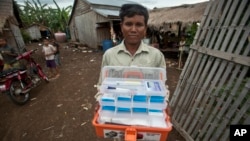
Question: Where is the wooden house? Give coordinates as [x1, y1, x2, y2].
[24, 24, 42, 41]
[68, 0, 137, 49]
[23, 24, 52, 41]
[0, 0, 25, 53]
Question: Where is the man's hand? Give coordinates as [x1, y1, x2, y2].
[166, 106, 171, 116]
[94, 102, 100, 113]
[164, 85, 171, 118]
[94, 90, 102, 113]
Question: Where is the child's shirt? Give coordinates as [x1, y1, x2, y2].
[42, 44, 56, 60]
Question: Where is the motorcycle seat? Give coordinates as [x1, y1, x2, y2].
[0, 67, 26, 78]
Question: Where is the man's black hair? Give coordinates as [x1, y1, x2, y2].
[119, 4, 149, 25]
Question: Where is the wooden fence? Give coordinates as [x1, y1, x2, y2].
[170, 0, 250, 140]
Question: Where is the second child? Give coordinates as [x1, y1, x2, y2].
[51, 39, 61, 66]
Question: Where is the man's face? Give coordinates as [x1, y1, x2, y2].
[120, 15, 147, 46]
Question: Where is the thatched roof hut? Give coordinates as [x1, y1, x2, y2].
[148, 2, 208, 30]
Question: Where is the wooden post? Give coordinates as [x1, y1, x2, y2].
[177, 37, 185, 70]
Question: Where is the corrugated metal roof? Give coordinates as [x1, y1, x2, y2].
[86, 0, 136, 7]
[68, 0, 139, 23]
[94, 8, 119, 17]
[86, 0, 138, 18]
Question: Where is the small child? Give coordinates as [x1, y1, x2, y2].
[42, 39, 59, 79]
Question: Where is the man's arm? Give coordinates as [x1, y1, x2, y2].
[1, 50, 18, 57]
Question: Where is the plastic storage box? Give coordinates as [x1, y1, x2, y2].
[92, 66, 172, 141]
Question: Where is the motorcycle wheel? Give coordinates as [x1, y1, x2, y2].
[8, 79, 30, 105]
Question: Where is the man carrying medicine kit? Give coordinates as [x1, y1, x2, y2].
[94, 2, 171, 135]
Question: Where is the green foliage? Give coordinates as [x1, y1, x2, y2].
[21, 30, 31, 43]
[17, 0, 72, 33]
[186, 23, 198, 46]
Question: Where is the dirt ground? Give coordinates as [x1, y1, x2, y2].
[0, 42, 185, 141]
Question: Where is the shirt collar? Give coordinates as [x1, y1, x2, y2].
[117, 40, 150, 54]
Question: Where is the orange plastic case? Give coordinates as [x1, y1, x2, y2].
[92, 112, 172, 141]
[92, 66, 172, 141]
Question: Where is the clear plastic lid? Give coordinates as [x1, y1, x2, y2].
[101, 66, 167, 82]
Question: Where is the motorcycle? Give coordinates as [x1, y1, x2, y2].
[0, 48, 49, 105]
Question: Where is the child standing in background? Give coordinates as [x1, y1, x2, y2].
[51, 39, 61, 66]
[42, 39, 60, 79]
